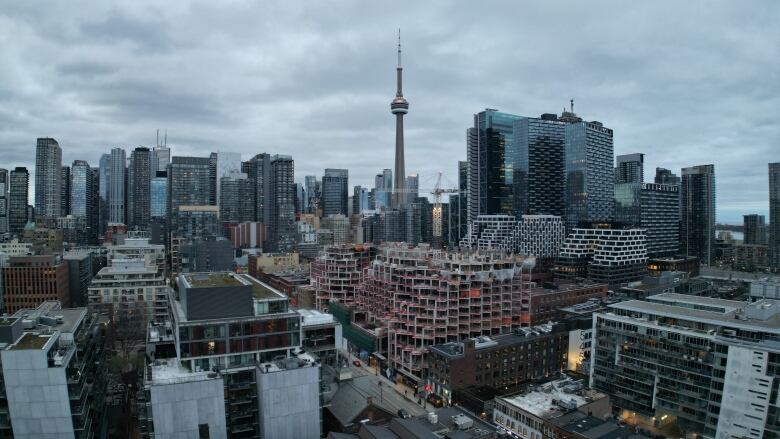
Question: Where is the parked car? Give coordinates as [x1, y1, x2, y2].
[353, 360, 362, 367]
[397, 409, 411, 419]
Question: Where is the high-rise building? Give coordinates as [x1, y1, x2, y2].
[60, 165, 70, 217]
[373, 169, 393, 210]
[565, 121, 615, 228]
[270, 156, 296, 252]
[8, 168, 29, 236]
[127, 147, 152, 229]
[151, 144, 170, 172]
[214, 151, 241, 207]
[615, 182, 680, 257]
[743, 214, 767, 245]
[321, 168, 348, 216]
[654, 167, 681, 185]
[243, 153, 272, 223]
[168, 156, 211, 234]
[108, 147, 127, 224]
[311, 244, 377, 310]
[219, 172, 253, 224]
[352, 185, 369, 214]
[98, 153, 110, 235]
[513, 113, 571, 217]
[69, 160, 91, 217]
[391, 33, 409, 208]
[770, 163, 780, 269]
[467, 109, 525, 223]
[680, 164, 716, 265]
[591, 294, 780, 438]
[0, 169, 7, 235]
[405, 173, 419, 200]
[615, 153, 644, 184]
[304, 175, 319, 213]
[150, 171, 167, 219]
[34, 137, 62, 221]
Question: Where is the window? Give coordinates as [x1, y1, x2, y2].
[198, 424, 210, 438]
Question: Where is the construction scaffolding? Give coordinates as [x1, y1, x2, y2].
[355, 243, 532, 383]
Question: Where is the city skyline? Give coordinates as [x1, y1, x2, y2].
[1, 2, 778, 222]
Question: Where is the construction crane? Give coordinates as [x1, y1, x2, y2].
[430, 171, 459, 247]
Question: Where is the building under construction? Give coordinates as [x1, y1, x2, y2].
[355, 243, 532, 384]
[311, 244, 377, 310]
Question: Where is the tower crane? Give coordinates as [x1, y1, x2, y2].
[430, 171, 459, 247]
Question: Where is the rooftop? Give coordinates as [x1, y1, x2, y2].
[184, 272, 243, 288]
[500, 377, 606, 419]
[240, 274, 286, 299]
[149, 360, 221, 385]
[10, 333, 53, 350]
[298, 309, 336, 327]
[430, 323, 562, 358]
[607, 296, 780, 333]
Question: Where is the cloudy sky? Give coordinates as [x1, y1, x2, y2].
[1, 1, 778, 223]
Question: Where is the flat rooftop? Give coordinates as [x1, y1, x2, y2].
[10, 333, 53, 350]
[185, 272, 243, 288]
[430, 323, 561, 358]
[298, 309, 335, 327]
[149, 360, 221, 385]
[500, 378, 605, 420]
[12, 303, 87, 335]
[240, 274, 286, 300]
[608, 297, 780, 333]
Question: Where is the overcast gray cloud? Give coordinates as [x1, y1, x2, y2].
[1, 1, 778, 222]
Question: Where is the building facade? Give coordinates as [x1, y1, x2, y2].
[322, 169, 349, 216]
[615, 182, 680, 258]
[680, 164, 716, 265]
[128, 147, 152, 230]
[615, 153, 644, 184]
[2, 255, 70, 314]
[8, 167, 29, 236]
[591, 294, 780, 438]
[88, 258, 169, 322]
[564, 122, 615, 228]
[770, 163, 780, 269]
[34, 138, 62, 222]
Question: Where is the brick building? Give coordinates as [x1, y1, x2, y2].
[527, 281, 608, 326]
[428, 322, 568, 405]
[2, 255, 70, 313]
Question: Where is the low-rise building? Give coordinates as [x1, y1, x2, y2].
[247, 252, 300, 277]
[750, 277, 780, 301]
[88, 258, 169, 322]
[493, 376, 610, 439]
[428, 323, 568, 405]
[734, 243, 769, 271]
[526, 281, 608, 326]
[298, 308, 342, 367]
[647, 255, 700, 278]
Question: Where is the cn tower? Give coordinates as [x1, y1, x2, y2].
[391, 30, 409, 208]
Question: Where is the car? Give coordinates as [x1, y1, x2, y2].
[397, 409, 411, 419]
[353, 360, 362, 367]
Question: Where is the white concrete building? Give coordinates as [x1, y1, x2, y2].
[88, 258, 169, 322]
[461, 214, 565, 258]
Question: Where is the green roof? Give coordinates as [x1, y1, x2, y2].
[186, 272, 242, 288]
[10, 333, 52, 350]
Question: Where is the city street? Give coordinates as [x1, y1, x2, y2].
[341, 356, 428, 417]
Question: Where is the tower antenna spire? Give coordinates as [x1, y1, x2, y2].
[397, 28, 401, 67]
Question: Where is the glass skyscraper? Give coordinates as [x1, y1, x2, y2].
[150, 171, 168, 219]
[615, 153, 644, 184]
[8, 167, 29, 236]
[513, 114, 570, 217]
[169, 156, 211, 237]
[69, 160, 91, 217]
[681, 164, 716, 265]
[466, 109, 525, 223]
[271, 155, 296, 252]
[0, 169, 7, 235]
[565, 121, 615, 228]
[321, 168, 349, 216]
[108, 148, 126, 224]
